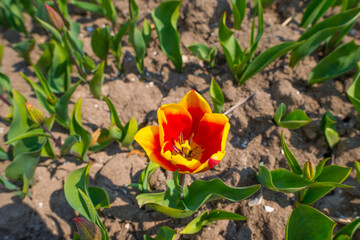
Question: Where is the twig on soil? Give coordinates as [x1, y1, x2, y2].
[329, 216, 354, 224]
[224, 92, 256, 116]
[0, 94, 11, 107]
[281, 13, 297, 27]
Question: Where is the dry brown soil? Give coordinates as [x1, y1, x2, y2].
[0, 0, 360, 239]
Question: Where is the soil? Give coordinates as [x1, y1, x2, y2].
[1, 0, 360, 239]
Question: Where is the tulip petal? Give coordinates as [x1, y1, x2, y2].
[191, 150, 226, 174]
[157, 103, 192, 146]
[134, 126, 177, 171]
[193, 113, 230, 163]
[179, 90, 212, 135]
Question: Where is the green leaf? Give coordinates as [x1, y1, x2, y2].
[257, 163, 313, 193]
[129, 20, 146, 74]
[5, 132, 50, 145]
[181, 210, 247, 234]
[209, 78, 224, 113]
[0, 43, 4, 66]
[7, 90, 30, 144]
[88, 186, 111, 209]
[91, 27, 111, 62]
[137, 179, 260, 218]
[0, 145, 9, 160]
[0, 174, 20, 191]
[5, 136, 46, 184]
[0, 72, 12, 100]
[218, 13, 242, 78]
[121, 117, 138, 148]
[152, 0, 182, 72]
[89, 61, 105, 99]
[70, 1, 103, 15]
[354, 161, 360, 185]
[333, 217, 360, 240]
[12, 39, 36, 64]
[144, 226, 177, 240]
[36, 16, 62, 43]
[188, 43, 212, 62]
[55, 81, 81, 129]
[321, 111, 339, 149]
[73, 217, 101, 240]
[142, 19, 152, 48]
[70, 98, 92, 161]
[313, 158, 330, 180]
[280, 132, 302, 174]
[100, 0, 117, 25]
[300, 0, 336, 28]
[129, 161, 160, 193]
[231, 0, 246, 30]
[286, 205, 335, 240]
[88, 128, 114, 152]
[308, 41, 360, 85]
[64, 163, 92, 220]
[301, 165, 351, 204]
[347, 72, 360, 121]
[240, 41, 301, 84]
[274, 103, 311, 129]
[111, 21, 129, 71]
[61, 135, 81, 155]
[103, 96, 123, 131]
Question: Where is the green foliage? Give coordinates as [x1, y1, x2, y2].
[110, 21, 129, 71]
[187, 43, 217, 68]
[137, 178, 260, 218]
[281, 132, 302, 175]
[69, 98, 92, 161]
[89, 61, 105, 99]
[321, 111, 339, 149]
[286, 205, 336, 240]
[300, 0, 337, 29]
[209, 78, 224, 113]
[355, 161, 360, 185]
[143, 226, 177, 240]
[274, 103, 311, 129]
[0, 72, 13, 104]
[308, 41, 360, 85]
[128, 19, 147, 74]
[180, 210, 247, 234]
[64, 163, 110, 239]
[0, 0, 27, 35]
[0, 43, 3, 67]
[291, 8, 360, 67]
[333, 214, 360, 240]
[129, 161, 160, 193]
[347, 71, 360, 123]
[73, 217, 101, 240]
[91, 27, 111, 63]
[12, 39, 36, 64]
[231, 0, 246, 30]
[152, 0, 182, 72]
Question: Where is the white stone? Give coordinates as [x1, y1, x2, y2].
[265, 205, 274, 212]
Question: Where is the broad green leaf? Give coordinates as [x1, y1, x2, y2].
[61, 135, 81, 155]
[7, 90, 30, 144]
[5, 132, 50, 145]
[12, 39, 35, 64]
[209, 78, 224, 113]
[0, 72, 12, 98]
[73, 217, 101, 240]
[152, 1, 182, 72]
[188, 43, 212, 62]
[64, 163, 92, 220]
[333, 217, 360, 240]
[78, 189, 98, 222]
[313, 158, 330, 180]
[100, 0, 117, 25]
[55, 81, 81, 129]
[103, 95, 123, 131]
[347, 72, 360, 121]
[70, 98, 92, 161]
[129, 0, 139, 19]
[240, 41, 301, 84]
[280, 132, 302, 175]
[70, 1, 103, 15]
[231, 0, 246, 30]
[308, 182, 353, 188]
[309, 41, 360, 85]
[64, 29, 85, 56]
[275, 103, 311, 129]
[129, 161, 160, 193]
[144, 226, 177, 240]
[0, 174, 20, 190]
[354, 161, 360, 185]
[286, 205, 335, 240]
[301, 165, 351, 204]
[324, 128, 339, 149]
[89, 61, 105, 99]
[88, 186, 111, 209]
[181, 210, 246, 234]
[121, 117, 138, 148]
[129, 20, 146, 74]
[218, 13, 242, 76]
[300, 0, 336, 28]
[91, 27, 111, 62]
[142, 19, 152, 47]
[0, 146, 9, 160]
[257, 163, 313, 193]
[5, 136, 46, 184]
[36, 17, 62, 43]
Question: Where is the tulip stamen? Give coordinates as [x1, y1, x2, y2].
[178, 132, 184, 144]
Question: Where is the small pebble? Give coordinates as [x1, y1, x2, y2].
[241, 140, 248, 148]
[349, 29, 356, 36]
[281, 149, 284, 155]
[125, 223, 130, 230]
[130, 77, 135, 82]
[248, 196, 263, 207]
[39, 202, 43, 208]
[94, 104, 99, 108]
[85, 26, 94, 32]
[296, 91, 300, 95]
[145, 72, 151, 77]
[0, 127, 4, 133]
[265, 205, 274, 212]
[153, 51, 158, 56]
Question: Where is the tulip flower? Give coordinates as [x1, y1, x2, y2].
[135, 90, 230, 174]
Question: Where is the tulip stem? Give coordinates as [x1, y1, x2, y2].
[180, 174, 186, 199]
[53, 0, 70, 30]
[41, 123, 62, 148]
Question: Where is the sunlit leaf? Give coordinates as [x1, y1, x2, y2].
[91, 27, 111, 62]
[274, 103, 311, 129]
[231, 0, 246, 30]
[209, 78, 224, 113]
[280, 132, 303, 175]
[89, 61, 105, 99]
[333, 216, 360, 240]
[347, 71, 360, 122]
[88, 186, 111, 209]
[12, 39, 35, 64]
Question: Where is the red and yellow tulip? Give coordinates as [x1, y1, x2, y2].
[134, 90, 230, 174]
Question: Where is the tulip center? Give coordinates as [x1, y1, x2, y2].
[172, 132, 203, 160]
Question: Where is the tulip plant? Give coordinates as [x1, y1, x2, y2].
[274, 103, 311, 129]
[133, 90, 260, 235]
